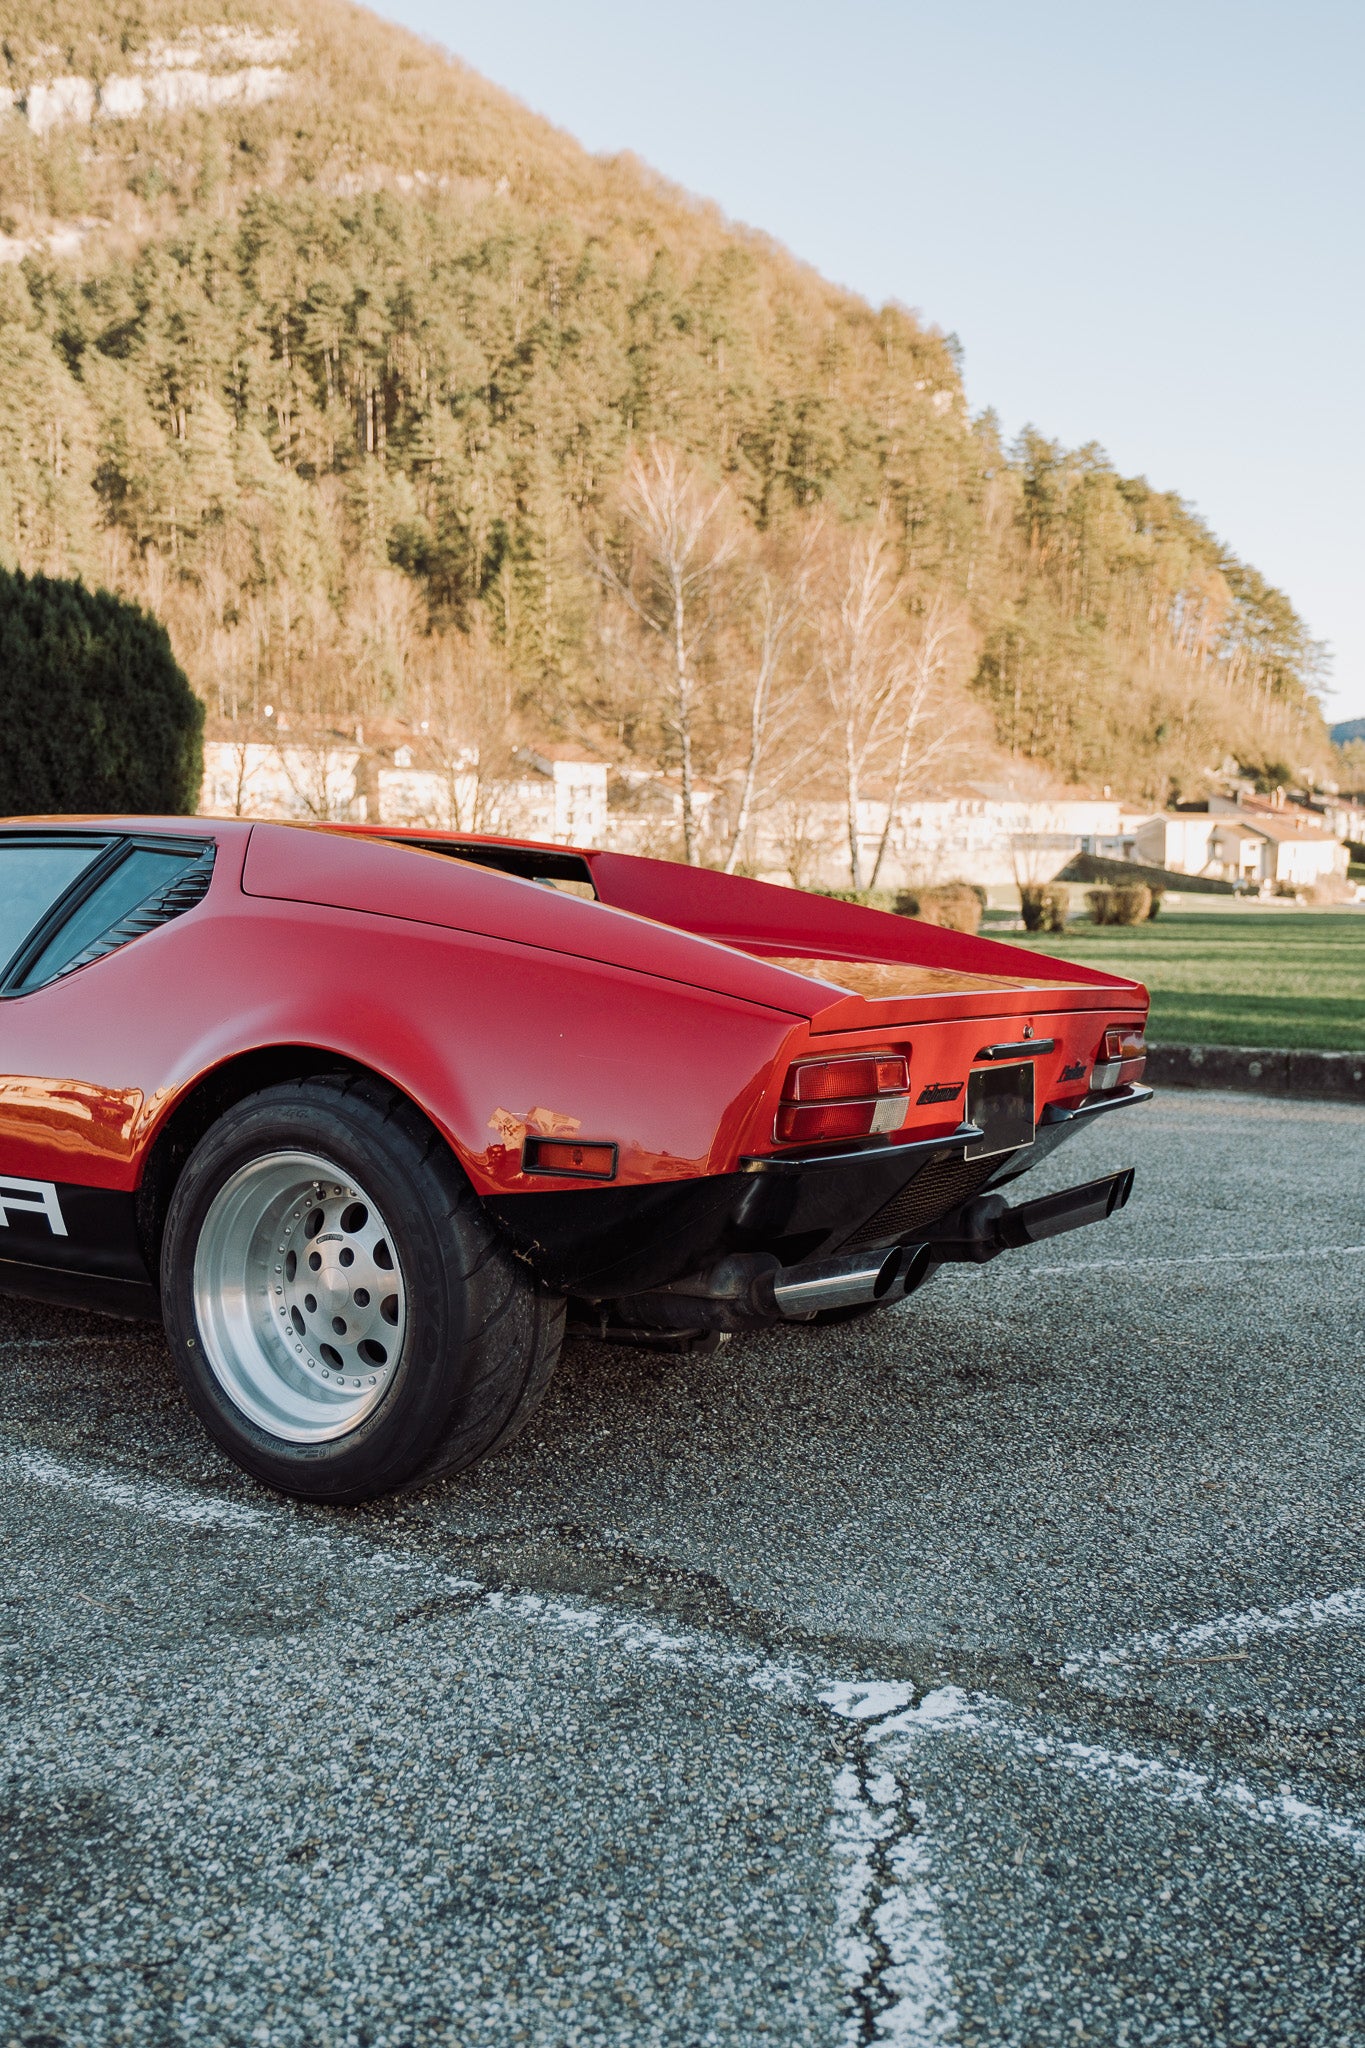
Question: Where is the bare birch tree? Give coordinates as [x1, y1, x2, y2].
[816, 523, 918, 892]
[409, 618, 515, 830]
[867, 593, 966, 888]
[212, 714, 273, 815]
[720, 525, 821, 874]
[592, 443, 737, 865]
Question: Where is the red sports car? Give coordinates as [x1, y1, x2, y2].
[0, 817, 1150, 1500]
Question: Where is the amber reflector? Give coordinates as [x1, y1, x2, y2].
[1104, 1028, 1146, 1062]
[523, 1137, 618, 1179]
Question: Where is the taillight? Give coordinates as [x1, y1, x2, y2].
[785, 1054, 909, 1101]
[1093, 1026, 1147, 1090]
[774, 1053, 910, 1145]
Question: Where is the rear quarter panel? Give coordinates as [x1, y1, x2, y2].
[0, 837, 800, 1199]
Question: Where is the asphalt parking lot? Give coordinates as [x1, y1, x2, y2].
[3, 1085, 1363, 2047]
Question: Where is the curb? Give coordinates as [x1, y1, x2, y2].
[1145, 1043, 1365, 1103]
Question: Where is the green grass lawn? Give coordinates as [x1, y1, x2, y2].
[996, 908, 1365, 1051]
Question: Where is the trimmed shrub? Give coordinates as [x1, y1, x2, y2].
[1019, 884, 1048, 931]
[1147, 887, 1164, 919]
[0, 568, 203, 816]
[1019, 882, 1069, 932]
[895, 880, 983, 934]
[1090, 883, 1151, 925]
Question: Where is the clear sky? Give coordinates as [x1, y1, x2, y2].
[372, 0, 1365, 724]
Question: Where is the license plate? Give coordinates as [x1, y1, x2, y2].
[965, 1063, 1035, 1159]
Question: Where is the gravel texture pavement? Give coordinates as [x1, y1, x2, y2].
[2, 1085, 1362, 2045]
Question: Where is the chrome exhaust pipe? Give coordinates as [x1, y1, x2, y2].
[771, 1247, 901, 1318]
[597, 1243, 932, 1336]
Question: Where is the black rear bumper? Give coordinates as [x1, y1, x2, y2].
[486, 1083, 1153, 1298]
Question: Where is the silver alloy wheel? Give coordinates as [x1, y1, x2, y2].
[192, 1150, 408, 1443]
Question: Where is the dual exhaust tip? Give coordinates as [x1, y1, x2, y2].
[619, 1168, 1136, 1333]
[773, 1166, 1136, 1312]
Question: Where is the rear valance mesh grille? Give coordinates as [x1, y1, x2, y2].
[843, 1152, 1000, 1250]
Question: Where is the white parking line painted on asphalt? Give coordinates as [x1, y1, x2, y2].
[6, 1442, 946, 2043]
[1002, 1243, 1365, 1279]
[824, 1685, 962, 2045]
[1064, 1585, 1365, 1686]
[6, 1443, 804, 1692]
[13, 1446, 271, 1533]
[11, 1440, 1365, 2042]
[842, 1687, 1365, 1862]
[828, 1763, 958, 2048]
[983, 1714, 1365, 1860]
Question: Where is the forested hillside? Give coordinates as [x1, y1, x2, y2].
[0, 0, 1332, 837]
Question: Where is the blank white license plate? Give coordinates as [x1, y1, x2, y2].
[965, 1063, 1035, 1159]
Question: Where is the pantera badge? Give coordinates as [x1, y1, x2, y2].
[916, 1082, 964, 1105]
[1060, 1060, 1087, 1082]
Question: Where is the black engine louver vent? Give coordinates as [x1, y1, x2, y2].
[57, 849, 216, 981]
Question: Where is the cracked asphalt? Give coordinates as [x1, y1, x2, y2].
[2, 1085, 1363, 2045]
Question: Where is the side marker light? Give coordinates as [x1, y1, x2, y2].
[523, 1137, 618, 1180]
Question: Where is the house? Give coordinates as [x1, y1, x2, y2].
[1131, 800, 1347, 889]
[200, 736, 1350, 893]
[1205, 794, 1348, 887]
[1132, 812, 1220, 876]
[1310, 794, 1365, 847]
[513, 747, 609, 847]
[1208, 811, 1346, 888]
[200, 737, 362, 821]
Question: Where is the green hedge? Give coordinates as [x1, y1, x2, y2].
[0, 569, 203, 817]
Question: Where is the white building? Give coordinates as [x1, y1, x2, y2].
[742, 786, 1127, 890]
[200, 737, 609, 847]
[513, 748, 609, 846]
[200, 739, 362, 822]
[1133, 805, 1347, 888]
[1132, 813, 1219, 876]
[200, 743, 1350, 893]
[1209, 813, 1346, 888]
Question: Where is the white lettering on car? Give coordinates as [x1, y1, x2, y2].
[0, 1177, 68, 1236]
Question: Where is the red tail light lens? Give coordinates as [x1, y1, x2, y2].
[784, 1054, 909, 1102]
[775, 1100, 885, 1144]
[774, 1053, 910, 1144]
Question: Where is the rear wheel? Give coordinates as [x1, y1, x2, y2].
[161, 1076, 564, 1502]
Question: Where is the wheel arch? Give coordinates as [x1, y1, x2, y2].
[134, 1045, 456, 1284]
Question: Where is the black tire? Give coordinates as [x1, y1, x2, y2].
[160, 1075, 564, 1503]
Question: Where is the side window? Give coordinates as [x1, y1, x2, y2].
[0, 839, 111, 981]
[12, 842, 215, 994]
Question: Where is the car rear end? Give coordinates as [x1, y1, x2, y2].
[489, 939, 1150, 1336]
